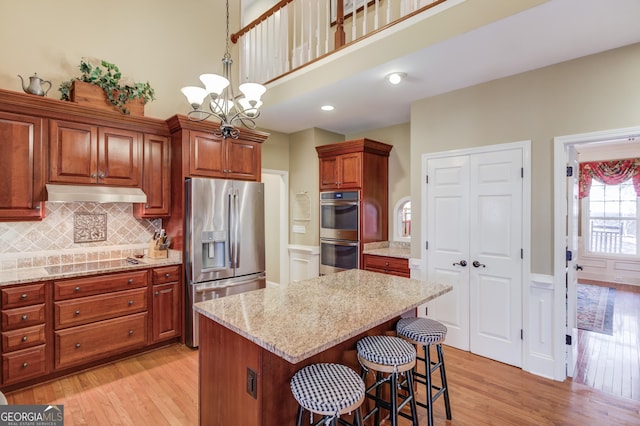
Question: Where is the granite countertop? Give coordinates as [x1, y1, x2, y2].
[362, 241, 411, 259]
[0, 250, 182, 286]
[194, 269, 451, 364]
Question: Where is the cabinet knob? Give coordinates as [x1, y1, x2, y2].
[34, 205, 41, 210]
[91, 173, 97, 178]
[22, 362, 28, 368]
[22, 336, 28, 342]
[128, 279, 134, 284]
[75, 343, 81, 349]
[128, 330, 134, 336]
[128, 300, 134, 306]
[155, 291, 159, 296]
[75, 310, 81, 316]
[98, 173, 105, 179]
[74, 286, 81, 292]
[20, 293, 27, 299]
[145, 205, 150, 208]
[165, 273, 171, 278]
[21, 314, 28, 321]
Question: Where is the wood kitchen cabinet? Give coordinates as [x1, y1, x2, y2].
[134, 133, 171, 218]
[362, 254, 410, 278]
[0, 111, 45, 221]
[164, 115, 268, 251]
[188, 130, 261, 181]
[49, 120, 142, 186]
[150, 266, 182, 342]
[316, 138, 391, 191]
[53, 270, 149, 370]
[1, 282, 49, 386]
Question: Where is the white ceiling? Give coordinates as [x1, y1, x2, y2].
[254, 0, 640, 135]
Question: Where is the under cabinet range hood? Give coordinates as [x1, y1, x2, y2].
[45, 184, 147, 203]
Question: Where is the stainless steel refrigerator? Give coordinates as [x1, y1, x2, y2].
[184, 177, 265, 347]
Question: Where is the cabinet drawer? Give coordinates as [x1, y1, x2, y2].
[363, 255, 410, 277]
[54, 312, 147, 370]
[2, 283, 46, 309]
[54, 287, 147, 329]
[152, 265, 181, 285]
[2, 345, 47, 385]
[54, 270, 148, 300]
[2, 324, 46, 352]
[2, 304, 46, 331]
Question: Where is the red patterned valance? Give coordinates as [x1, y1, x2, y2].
[579, 158, 640, 199]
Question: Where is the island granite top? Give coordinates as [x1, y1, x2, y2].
[194, 269, 452, 364]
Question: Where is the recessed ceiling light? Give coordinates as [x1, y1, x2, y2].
[321, 105, 334, 111]
[386, 72, 407, 85]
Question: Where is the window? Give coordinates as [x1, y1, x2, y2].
[394, 197, 411, 242]
[585, 179, 638, 255]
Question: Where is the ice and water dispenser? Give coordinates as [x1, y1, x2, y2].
[201, 230, 227, 270]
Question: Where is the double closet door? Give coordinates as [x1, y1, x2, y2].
[425, 147, 523, 367]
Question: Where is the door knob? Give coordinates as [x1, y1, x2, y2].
[453, 260, 467, 267]
[576, 264, 583, 271]
[472, 260, 486, 268]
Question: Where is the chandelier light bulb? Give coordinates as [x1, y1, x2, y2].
[181, 86, 208, 109]
[239, 82, 267, 102]
[199, 73, 230, 95]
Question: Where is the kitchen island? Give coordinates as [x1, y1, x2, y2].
[194, 269, 451, 426]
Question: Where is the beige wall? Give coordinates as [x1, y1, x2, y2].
[288, 128, 344, 246]
[410, 43, 640, 275]
[0, 0, 233, 121]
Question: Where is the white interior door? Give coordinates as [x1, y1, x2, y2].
[426, 147, 523, 367]
[426, 156, 470, 350]
[469, 150, 523, 366]
[566, 148, 579, 376]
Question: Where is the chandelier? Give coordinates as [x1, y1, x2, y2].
[180, 0, 266, 139]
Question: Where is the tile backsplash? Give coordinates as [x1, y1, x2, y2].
[0, 202, 160, 270]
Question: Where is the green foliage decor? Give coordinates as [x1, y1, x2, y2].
[59, 58, 155, 115]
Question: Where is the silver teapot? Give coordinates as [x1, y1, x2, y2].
[18, 73, 52, 96]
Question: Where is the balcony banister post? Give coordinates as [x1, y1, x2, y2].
[335, 0, 346, 48]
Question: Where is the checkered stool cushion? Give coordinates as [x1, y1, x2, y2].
[356, 335, 416, 366]
[290, 363, 365, 416]
[396, 317, 447, 345]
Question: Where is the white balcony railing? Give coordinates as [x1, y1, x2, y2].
[232, 0, 449, 85]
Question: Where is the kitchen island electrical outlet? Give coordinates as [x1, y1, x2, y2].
[247, 367, 258, 399]
[292, 225, 306, 234]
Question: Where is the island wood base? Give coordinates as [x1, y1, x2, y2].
[198, 314, 403, 426]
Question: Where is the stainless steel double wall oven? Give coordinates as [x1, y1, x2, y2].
[319, 190, 360, 275]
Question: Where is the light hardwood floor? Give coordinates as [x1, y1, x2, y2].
[573, 282, 640, 401]
[5, 342, 640, 425]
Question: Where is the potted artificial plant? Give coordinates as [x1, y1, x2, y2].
[59, 58, 155, 115]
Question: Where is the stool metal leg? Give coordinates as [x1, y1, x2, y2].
[406, 370, 419, 425]
[437, 344, 452, 420]
[295, 405, 304, 426]
[425, 345, 434, 426]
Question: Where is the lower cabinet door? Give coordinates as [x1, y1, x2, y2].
[54, 312, 147, 370]
[2, 345, 47, 385]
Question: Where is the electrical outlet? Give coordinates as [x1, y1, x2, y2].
[246, 367, 257, 399]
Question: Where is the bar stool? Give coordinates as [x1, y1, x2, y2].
[356, 335, 418, 426]
[0, 391, 6, 405]
[396, 317, 452, 426]
[290, 363, 365, 426]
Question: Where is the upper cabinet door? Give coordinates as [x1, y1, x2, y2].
[134, 134, 170, 218]
[49, 120, 98, 184]
[98, 127, 141, 186]
[189, 130, 225, 177]
[49, 122, 141, 186]
[0, 111, 45, 221]
[226, 139, 260, 181]
[336, 153, 362, 189]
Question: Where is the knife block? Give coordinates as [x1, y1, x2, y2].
[148, 240, 168, 259]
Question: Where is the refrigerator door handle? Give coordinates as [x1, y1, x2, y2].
[234, 189, 240, 268]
